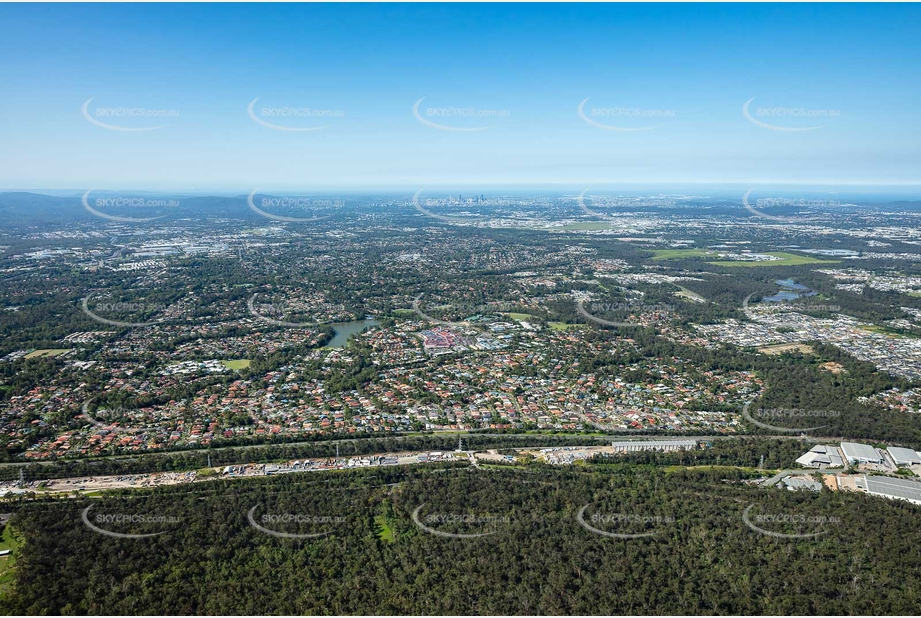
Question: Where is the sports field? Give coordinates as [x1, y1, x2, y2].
[221, 359, 251, 370]
[708, 252, 836, 267]
[24, 349, 70, 359]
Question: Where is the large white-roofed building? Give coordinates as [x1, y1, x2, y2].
[783, 476, 822, 492]
[887, 446, 921, 467]
[795, 445, 844, 468]
[609, 439, 698, 452]
[856, 475, 921, 505]
[840, 442, 884, 465]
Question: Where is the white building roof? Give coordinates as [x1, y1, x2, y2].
[841, 442, 883, 463]
[784, 477, 822, 491]
[610, 440, 698, 448]
[796, 452, 821, 467]
[796, 445, 843, 467]
[887, 446, 921, 465]
[863, 475, 921, 504]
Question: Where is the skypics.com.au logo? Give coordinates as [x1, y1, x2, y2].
[742, 504, 840, 539]
[412, 97, 510, 132]
[247, 97, 345, 131]
[576, 296, 674, 328]
[411, 503, 509, 539]
[82, 190, 178, 223]
[82, 504, 179, 539]
[411, 294, 532, 327]
[81, 294, 167, 328]
[742, 188, 842, 223]
[81, 399, 153, 434]
[247, 505, 345, 539]
[247, 293, 325, 328]
[578, 98, 675, 132]
[82, 98, 179, 132]
[741, 402, 840, 434]
[576, 505, 674, 539]
[742, 292, 841, 314]
[247, 190, 345, 223]
[577, 190, 677, 219]
[743, 97, 839, 132]
[412, 190, 491, 224]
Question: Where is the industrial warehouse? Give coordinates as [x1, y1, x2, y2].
[792, 440, 921, 505]
[856, 476, 921, 505]
[796, 441, 921, 470]
[840, 442, 885, 465]
[795, 445, 845, 468]
[887, 447, 921, 467]
[609, 439, 699, 453]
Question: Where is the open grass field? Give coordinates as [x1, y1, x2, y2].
[24, 349, 70, 359]
[759, 343, 815, 355]
[650, 248, 836, 267]
[505, 313, 537, 321]
[549, 322, 579, 331]
[674, 286, 707, 303]
[0, 524, 21, 555]
[0, 524, 22, 599]
[221, 359, 251, 370]
[858, 325, 915, 338]
[650, 248, 711, 260]
[374, 514, 394, 543]
[709, 252, 837, 267]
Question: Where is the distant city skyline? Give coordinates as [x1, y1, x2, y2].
[1, 3, 919, 191]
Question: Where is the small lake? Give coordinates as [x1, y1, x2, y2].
[775, 279, 811, 291]
[763, 291, 801, 302]
[763, 279, 816, 302]
[326, 319, 381, 348]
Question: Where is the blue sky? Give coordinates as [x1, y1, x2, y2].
[0, 3, 919, 192]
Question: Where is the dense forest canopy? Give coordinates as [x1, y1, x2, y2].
[3, 461, 921, 615]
